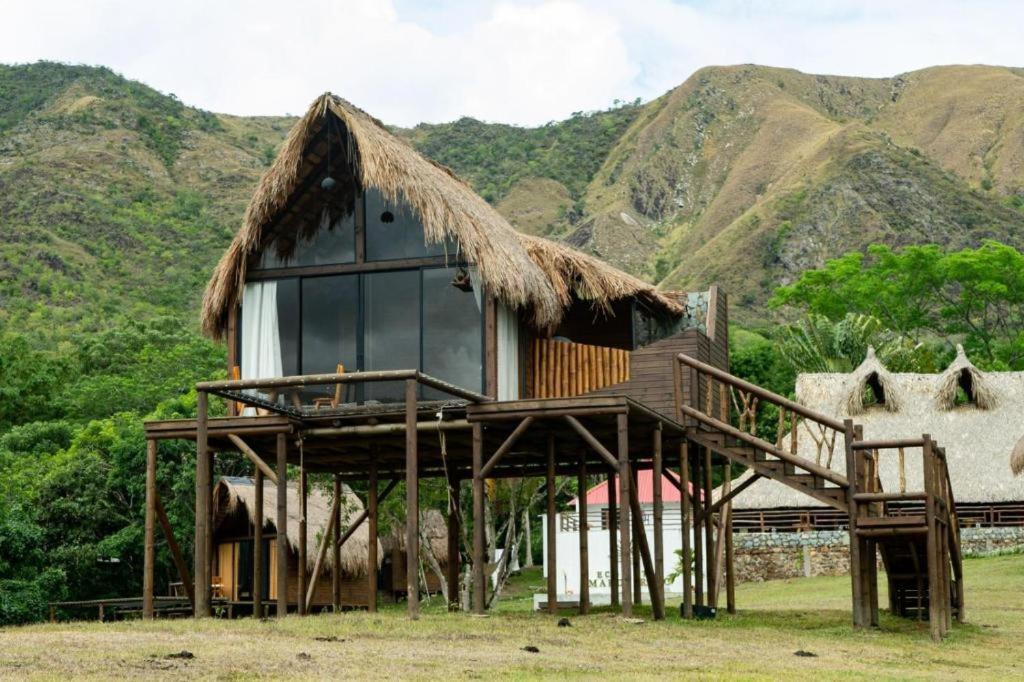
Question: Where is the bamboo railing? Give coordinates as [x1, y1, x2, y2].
[529, 338, 630, 399]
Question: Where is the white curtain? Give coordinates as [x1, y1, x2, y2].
[241, 282, 283, 413]
[496, 304, 520, 401]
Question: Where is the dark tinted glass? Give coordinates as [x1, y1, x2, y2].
[363, 270, 420, 401]
[365, 187, 455, 261]
[302, 274, 358, 403]
[422, 266, 482, 396]
[276, 278, 300, 377]
[257, 208, 356, 269]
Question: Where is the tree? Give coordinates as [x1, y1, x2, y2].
[771, 241, 1024, 369]
[777, 313, 935, 374]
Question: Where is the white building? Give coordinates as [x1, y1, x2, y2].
[540, 470, 706, 607]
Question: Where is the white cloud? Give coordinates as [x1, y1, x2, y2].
[0, 0, 1021, 126]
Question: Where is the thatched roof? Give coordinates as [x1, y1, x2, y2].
[844, 347, 901, 414]
[734, 349, 1024, 508]
[517, 234, 683, 317]
[1012, 436, 1024, 477]
[214, 476, 382, 577]
[380, 509, 449, 563]
[935, 345, 997, 410]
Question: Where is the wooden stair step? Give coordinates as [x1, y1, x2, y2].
[858, 515, 926, 528]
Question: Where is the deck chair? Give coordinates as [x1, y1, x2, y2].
[230, 366, 244, 415]
[211, 576, 224, 599]
[313, 363, 350, 410]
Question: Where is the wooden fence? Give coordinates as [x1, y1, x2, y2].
[528, 338, 630, 399]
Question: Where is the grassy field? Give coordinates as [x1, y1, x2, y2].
[2, 553, 1022, 680]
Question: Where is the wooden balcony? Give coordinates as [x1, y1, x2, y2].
[527, 337, 630, 399]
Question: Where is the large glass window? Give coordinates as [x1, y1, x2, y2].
[423, 267, 483, 396]
[257, 209, 356, 270]
[302, 274, 358, 401]
[275, 279, 300, 377]
[365, 187, 454, 261]
[363, 270, 421, 401]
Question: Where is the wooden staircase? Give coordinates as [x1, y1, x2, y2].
[675, 353, 963, 640]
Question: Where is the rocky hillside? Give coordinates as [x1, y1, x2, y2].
[2, 62, 1022, 341]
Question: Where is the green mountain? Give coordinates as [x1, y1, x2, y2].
[2, 61, 1023, 342]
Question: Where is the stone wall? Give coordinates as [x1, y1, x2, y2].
[734, 526, 1024, 583]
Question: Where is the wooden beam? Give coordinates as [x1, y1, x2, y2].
[546, 434, 557, 615]
[706, 473, 763, 516]
[227, 434, 278, 485]
[143, 439, 157, 620]
[680, 443, 692, 618]
[703, 445, 715, 607]
[405, 378, 420, 619]
[617, 413, 632, 616]
[332, 475, 341, 612]
[276, 433, 288, 618]
[368, 461, 379, 613]
[472, 423, 486, 614]
[563, 416, 618, 469]
[607, 468, 619, 608]
[692, 446, 704, 608]
[724, 465, 735, 614]
[479, 417, 535, 479]
[253, 468, 264, 619]
[631, 464, 642, 606]
[628, 471, 664, 620]
[446, 474, 461, 611]
[298, 465, 308, 616]
[305, 491, 341, 613]
[578, 455, 589, 615]
[652, 425, 665, 619]
[154, 492, 194, 607]
[194, 391, 211, 618]
[844, 420, 864, 629]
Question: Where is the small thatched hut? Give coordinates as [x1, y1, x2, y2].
[732, 348, 1024, 528]
[379, 510, 450, 599]
[213, 476, 381, 608]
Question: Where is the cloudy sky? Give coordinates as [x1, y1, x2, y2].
[1, 0, 1021, 126]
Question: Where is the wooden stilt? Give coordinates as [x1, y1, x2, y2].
[652, 425, 664, 618]
[546, 434, 558, 614]
[405, 378, 420, 619]
[155, 491, 194, 608]
[472, 423, 486, 614]
[692, 447, 704, 608]
[332, 475, 341, 612]
[703, 446, 715, 607]
[577, 455, 589, 615]
[844, 420, 863, 629]
[923, 434, 941, 641]
[446, 475, 460, 611]
[143, 439, 157, 620]
[607, 469, 619, 608]
[298, 465, 308, 616]
[628, 473, 665, 620]
[617, 413, 633, 616]
[194, 392, 211, 618]
[253, 467, 264, 619]
[632, 463, 642, 606]
[276, 433, 288, 618]
[368, 460, 379, 613]
[680, 442, 693, 619]
[724, 465, 735, 614]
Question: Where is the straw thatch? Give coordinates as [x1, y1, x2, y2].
[1012, 436, 1024, 476]
[202, 93, 568, 338]
[935, 344, 997, 410]
[214, 476, 382, 577]
[517, 233, 683, 317]
[381, 509, 449, 563]
[733, 348, 1024, 508]
[844, 346, 901, 414]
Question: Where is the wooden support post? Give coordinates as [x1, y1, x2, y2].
[143, 439, 157, 620]
[578, 455, 589, 615]
[652, 425, 664, 618]
[703, 445, 715, 607]
[546, 434, 558, 614]
[692, 447, 704, 607]
[332, 475, 341, 612]
[368, 461, 379, 613]
[628, 474, 665, 620]
[617, 413, 633, 616]
[446, 474, 460, 611]
[253, 468, 264, 619]
[680, 442, 693, 618]
[607, 469, 619, 608]
[405, 378, 420, 620]
[155, 491, 194, 607]
[923, 434, 941, 641]
[723, 464, 735, 614]
[194, 391, 211, 618]
[844, 420, 864, 629]
[472, 423, 486, 614]
[305, 493, 341, 612]
[632, 463, 642, 606]
[276, 433, 288, 618]
[298, 465, 308, 616]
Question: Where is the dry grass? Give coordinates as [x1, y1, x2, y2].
[2, 554, 1022, 680]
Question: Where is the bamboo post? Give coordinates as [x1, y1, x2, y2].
[617, 413, 633, 616]
[680, 442, 693, 618]
[143, 439, 157, 620]
[253, 467, 264, 618]
[276, 433, 288, 618]
[194, 392, 211, 618]
[405, 378, 420, 619]
[446, 474, 460, 611]
[546, 434, 558, 614]
[652, 424, 664, 616]
[368, 460, 379, 613]
[607, 469, 619, 608]
[472, 423, 486, 614]
[332, 475, 341, 611]
[578, 455, 589, 615]
[298, 465, 308, 615]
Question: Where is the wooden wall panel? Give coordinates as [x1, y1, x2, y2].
[528, 338, 630, 399]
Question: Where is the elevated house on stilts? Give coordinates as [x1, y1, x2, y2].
[141, 93, 963, 639]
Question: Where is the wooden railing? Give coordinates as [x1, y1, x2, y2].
[528, 338, 630, 399]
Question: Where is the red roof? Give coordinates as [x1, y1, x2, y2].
[571, 469, 701, 506]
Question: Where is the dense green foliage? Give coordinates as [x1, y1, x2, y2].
[771, 241, 1024, 369]
[401, 101, 642, 204]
